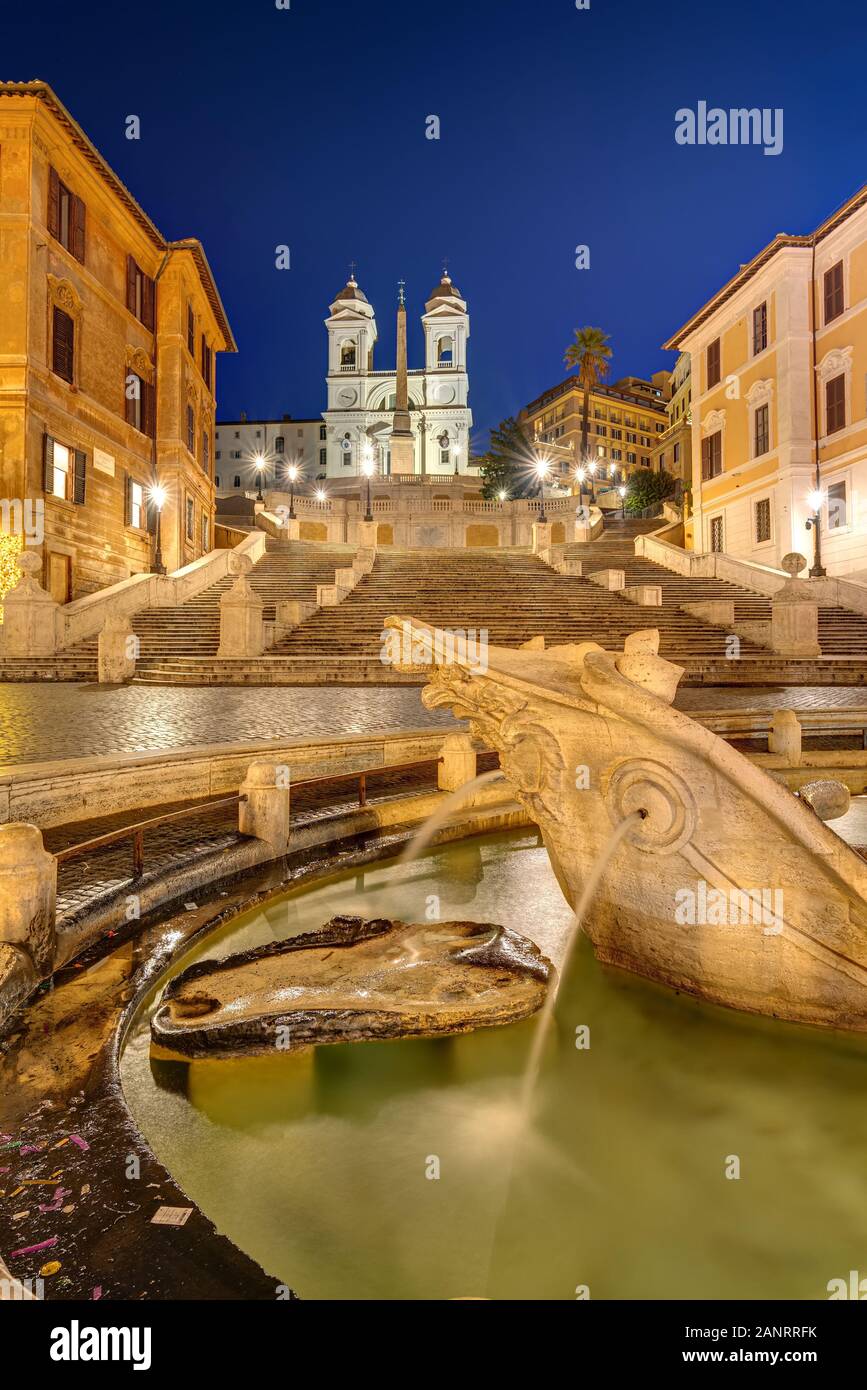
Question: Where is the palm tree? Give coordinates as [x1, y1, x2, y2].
[564, 326, 613, 471]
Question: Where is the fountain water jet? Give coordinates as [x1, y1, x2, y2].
[397, 770, 506, 865]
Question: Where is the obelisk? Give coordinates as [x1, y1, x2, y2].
[389, 281, 415, 474]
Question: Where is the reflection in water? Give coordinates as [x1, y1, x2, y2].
[122, 829, 867, 1301]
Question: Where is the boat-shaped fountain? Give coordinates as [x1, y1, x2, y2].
[382, 615, 867, 1031]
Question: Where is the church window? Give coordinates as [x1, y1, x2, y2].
[437, 335, 454, 365]
[340, 340, 357, 368]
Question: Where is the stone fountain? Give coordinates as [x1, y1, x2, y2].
[383, 615, 867, 1031]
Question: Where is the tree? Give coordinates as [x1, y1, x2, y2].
[624, 468, 677, 515]
[478, 416, 537, 499]
[564, 326, 613, 463]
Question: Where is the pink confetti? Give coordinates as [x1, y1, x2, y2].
[92, 1286, 102, 1301]
[20, 1144, 44, 1156]
[38, 1187, 70, 1213]
[69, 1135, 90, 1151]
[9, 1236, 57, 1258]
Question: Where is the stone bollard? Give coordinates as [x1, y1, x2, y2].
[274, 598, 317, 641]
[438, 732, 478, 792]
[771, 597, 820, 657]
[218, 555, 264, 658]
[239, 761, 291, 851]
[1, 552, 61, 657]
[768, 710, 802, 764]
[357, 519, 378, 550]
[282, 516, 301, 541]
[98, 613, 137, 683]
[0, 824, 57, 975]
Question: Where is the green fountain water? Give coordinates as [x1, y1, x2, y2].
[121, 827, 867, 1301]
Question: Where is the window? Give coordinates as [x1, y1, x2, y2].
[187, 303, 195, 355]
[826, 374, 846, 434]
[824, 261, 844, 324]
[202, 514, 210, 551]
[611, 448, 622, 461]
[753, 302, 768, 355]
[828, 480, 848, 529]
[216, 450, 221, 460]
[754, 403, 769, 456]
[627, 451, 637, 464]
[673, 443, 681, 466]
[201, 337, 212, 389]
[707, 338, 721, 389]
[186, 497, 194, 541]
[126, 478, 145, 529]
[437, 335, 454, 365]
[202, 430, 210, 475]
[319, 425, 327, 441]
[319, 448, 327, 468]
[755, 497, 771, 544]
[340, 341, 356, 368]
[275, 436, 285, 454]
[125, 256, 155, 330]
[233, 475, 241, 488]
[710, 515, 724, 552]
[701, 431, 722, 480]
[186, 405, 195, 454]
[52, 306, 75, 383]
[124, 371, 155, 438]
[440, 446, 450, 467]
[215, 475, 221, 488]
[47, 167, 85, 263]
[42, 435, 85, 503]
[641, 455, 650, 467]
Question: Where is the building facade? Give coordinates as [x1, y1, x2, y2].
[321, 272, 473, 479]
[653, 351, 692, 484]
[0, 81, 235, 600]
[665, 185, 867, 577]
[520, 372, 670, 486]
[215, 415, 327, 496]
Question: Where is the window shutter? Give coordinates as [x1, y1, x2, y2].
[143, 379, 156, 438]
[72, 195, 86, 264]
[124, 370, 136, 427]
[126, 255, 137, 315]
[142, 274, 155, 331]
[187, 303, 194, 355]
[43, 434, 55, 492]
[48, 167, 60, 240]
[52, 307, 75, 382]
[146, 492, 157, 535]
[73, 450, 87, 505]
[124, 472, 132, 526]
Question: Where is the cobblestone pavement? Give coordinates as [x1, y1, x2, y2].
[0, 682, 866, 768]
[0, 684, 457, 766]
[675, 686, 867, 711]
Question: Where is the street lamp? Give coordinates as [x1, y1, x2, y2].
[534, 454, 550, 523]
[451, 442, 462, 475]
[805, 488, 827, 578]
[618, 484, 627, 519]
[149, 483, 167, 575]
[361, 447, 375, 522]
[285, 462, 299, 519]
[574, 465, 587, 503]
[253, 453, 266, 502]
[587, 460, 598, 503]
[497, 489, 508, 503]
[315, 487, 328, 504]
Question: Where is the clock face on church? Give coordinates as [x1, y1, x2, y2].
[337, 386, 357, 407]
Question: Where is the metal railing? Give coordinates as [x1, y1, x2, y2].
[54, 757, 446, 882]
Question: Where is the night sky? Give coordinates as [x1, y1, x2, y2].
[6, 0, 867, 448]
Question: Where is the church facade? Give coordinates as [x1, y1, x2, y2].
[322, 271, 473, 479]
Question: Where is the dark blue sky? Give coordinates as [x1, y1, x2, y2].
[8, 0, 867, 449]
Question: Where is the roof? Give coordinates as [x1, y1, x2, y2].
[663, 179, 867, 350]
[0, 80, 236, 352]
[523, 374, 668, 417]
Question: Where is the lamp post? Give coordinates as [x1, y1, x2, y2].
[150, 483, 167, 575]
[451, 442, 461, 476]
[285, 463, 299, 519]
[618, 484, 627, 519]
[534, 454, 549, 523]
[587, 460, 598, 503]
[253, 453, 266, 502]
[575, 466, 586, 504]
[805, 488, 827, 578]
[361, 447, 375, 522]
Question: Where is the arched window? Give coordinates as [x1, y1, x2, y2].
[340, 340, 357, 368]
[436, 335, 454, 366]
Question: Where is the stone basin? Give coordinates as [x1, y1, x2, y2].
[151, 914, 552, 1058]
